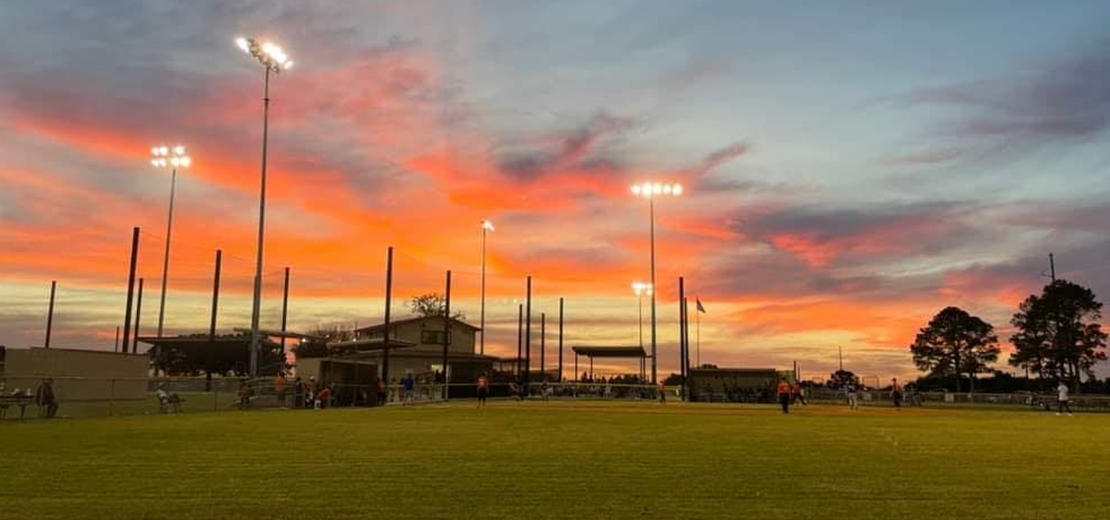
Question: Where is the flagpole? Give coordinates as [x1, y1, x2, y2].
[696, 302, 700, 367]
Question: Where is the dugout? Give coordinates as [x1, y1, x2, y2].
[0, 347, 149, 401]
[570, 345, 647, 381]
[688, 367, 780, 403]
[294, 357, 379, 405]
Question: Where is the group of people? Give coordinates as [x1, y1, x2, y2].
[270, 374, 334, 409]
[775, 379, 810, 414]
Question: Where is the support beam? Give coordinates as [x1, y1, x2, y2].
[134, 278, 145, 347]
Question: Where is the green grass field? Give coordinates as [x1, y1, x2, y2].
[1, 401, 1107, 519]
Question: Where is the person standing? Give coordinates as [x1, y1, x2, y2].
[274, 373, 287, 407]
[846, 382, 859, 410]
[791, 381, 808, 406]
[376, 378, 387, 406]
[402, 372, 416, 405]
[292, 376, 305, 408]
[477, 373, 490, 408]
[1056, 381, 1073, 416]
[657, 381, 667, 404]
[305, 377, 318, 409]
[34, 378, 58, 418]
[890, 378, 903, 409]
[777, 378, 792, 414]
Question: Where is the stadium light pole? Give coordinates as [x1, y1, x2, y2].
[631, 281, 652, 356]
[149, 144, 191, 338]
[235, 36, 294, 377]
[631, 182, 682, 384]
[480, 220, 494, 355]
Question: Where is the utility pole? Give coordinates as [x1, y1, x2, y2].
[839, 346, 844, 372]
[1049, 253, 1056, 282]
[558, 298, 564, 382]
[525, 276, 532, 390]
[540, 312, 546, 381]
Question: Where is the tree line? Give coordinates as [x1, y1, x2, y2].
[908, 279, 1107, 393]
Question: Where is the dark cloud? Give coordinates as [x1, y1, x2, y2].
[901, 41, 1110, 165]
[496, 110, 637, 181]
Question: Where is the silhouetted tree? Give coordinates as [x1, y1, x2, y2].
[910, 307, 1000, 393]
[409, 292, 466, 320]
[1010, 280, 1107, 390]
[827, 369, 860, 389]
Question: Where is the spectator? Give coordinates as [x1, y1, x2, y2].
[376, 378, 387, 406]
[305, 377, 318, 409]
[293, 377, 305, 408]
[34, 378, 58, 418]
[238, 378, 252, 409]
[315, 384, 332, 409]
[657, 381, 666, 404]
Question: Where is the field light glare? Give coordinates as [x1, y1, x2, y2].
[631, 182, 683, 198]
[482, 220, 495, 232]
[236, 36, 295, 71]
[150, 144, 190, 170]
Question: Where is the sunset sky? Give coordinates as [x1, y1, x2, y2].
[2, 1, 1109, 380]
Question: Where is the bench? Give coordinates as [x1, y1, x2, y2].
[0, 394, 34, 420]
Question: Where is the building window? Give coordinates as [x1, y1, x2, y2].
[421, 330, 451, 345]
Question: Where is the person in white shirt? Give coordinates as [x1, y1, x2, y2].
[1056, 381, 1073, 416]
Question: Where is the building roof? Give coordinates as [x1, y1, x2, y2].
[137, 334, 278, 347]
[688, 367, 780, 375]
[354, 316, 481, 334]
[570, 345, 646, 358]
[326, 338, 417, 352]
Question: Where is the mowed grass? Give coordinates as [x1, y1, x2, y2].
[1, 401, 1107, 520]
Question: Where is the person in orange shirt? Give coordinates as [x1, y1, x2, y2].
[890, 378, 904, 409]
[477, 373, 490, 408]
[777, 378, 792, 414]
[791, 381, 808, 406]
[274, 373, 287, 407]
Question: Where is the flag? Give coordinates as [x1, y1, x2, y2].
[696, 298, 706, 313]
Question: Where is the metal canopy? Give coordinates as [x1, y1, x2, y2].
[570, 345, 647, 358]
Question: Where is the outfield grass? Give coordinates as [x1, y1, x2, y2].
[1, 401, 1107, 520]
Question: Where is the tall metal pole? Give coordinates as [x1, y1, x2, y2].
[638, 293, 644, 353]
[683, 296, 690, 401]
[45, 281, 56, 348]
[480, 226, 487, 355]
[558, 297, 564, 382]
[540, 312, 546, 381]
[383, 247, 393, 384]
[114, 326, 120, 353]
[696, 300, 701, 368]
[134, 278, 144, 346]
[207, 249, 222, 392]
[249, 66, 272, 378]
[1049, 253, 1056, 282]
[525, 276, 532, 389]
[209, 250, 222, 342]
[442, 270, 452, 400]
[122, 226, 140, 354]
[280, 266, 290, 355]
[678, 276, 686, 400]
[156, 167, 177, 337]
[649, 197, 657, 384]
[516, 303, 523, 377]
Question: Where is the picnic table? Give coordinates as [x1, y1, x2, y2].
[0, 394, 34, 420]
